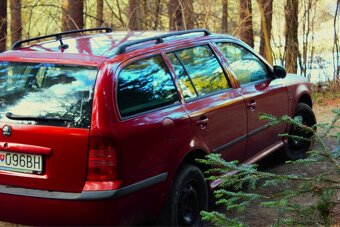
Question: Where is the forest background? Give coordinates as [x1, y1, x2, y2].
[0, 0, 339, 85]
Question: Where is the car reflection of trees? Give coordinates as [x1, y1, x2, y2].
[42, 73, 76, 88]
[118, 56, 178, 117]
[55, 89, 92, 128]
[177, 46, 228, 96]
[0, 65, 92, 128]
[41, 73, 92, 128]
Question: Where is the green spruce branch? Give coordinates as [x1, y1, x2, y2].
[198, 109, 340, 226]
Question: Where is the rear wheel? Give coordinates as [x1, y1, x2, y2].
[160, 164, 208, 226]
[284, 103, 316, 160]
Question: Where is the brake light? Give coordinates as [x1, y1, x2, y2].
[87, 136, 118, 181]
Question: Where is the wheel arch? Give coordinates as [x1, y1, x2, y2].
[179, 149, 209, 173]
[168, 147, 210, 188]
[297, 93, 313, 108]
[289, 91, 313, 117]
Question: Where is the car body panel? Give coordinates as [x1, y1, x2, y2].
[0, 123, 89, 192]
[0, 50, 106, 67]
[284, 73, 313, 115]
[183, 89, 247, 162]
[241, 78, 288, 159]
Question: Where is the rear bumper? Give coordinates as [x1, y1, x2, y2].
[0, 173, 168, 225]
[0, 173, 167, 200]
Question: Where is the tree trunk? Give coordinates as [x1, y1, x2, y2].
[333, 0, 340, 81]
[284, 0, 299, 73]
[61, 0, 68, 31]
[301, 0, 315, 78]
[153, 0, 161, 29]
[97, 0, 104, 27]
[222, 0, 228, 33]
[0, 0, 7, 52]
[239, 0, 254, 48]
[168, 0, 195, 30]
[62, 0, 84, 31]
[128, 0, 145, 30]
[258, 0, 273, 64]
[10, 0, 22, 45]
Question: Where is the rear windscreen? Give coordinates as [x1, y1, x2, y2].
[0, 62, 98, 128]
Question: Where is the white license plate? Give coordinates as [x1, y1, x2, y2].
[0, 151, 43, 174]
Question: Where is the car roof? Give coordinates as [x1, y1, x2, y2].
[1, 29, 236, 66]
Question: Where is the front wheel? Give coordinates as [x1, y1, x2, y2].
[284, 103, 316, 160]
[160, 164, 208, 226]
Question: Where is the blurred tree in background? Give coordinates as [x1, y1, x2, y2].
[0, 0, 338, 84]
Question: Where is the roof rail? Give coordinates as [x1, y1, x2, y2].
[115, 29, 211, 55]
[12, 27, 113, 50]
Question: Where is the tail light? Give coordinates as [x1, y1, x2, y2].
[87, 136, 118, 181]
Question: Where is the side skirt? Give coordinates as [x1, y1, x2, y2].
[210, 141, 284, 189]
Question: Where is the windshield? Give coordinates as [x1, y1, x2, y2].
[0, 62, 98, 128]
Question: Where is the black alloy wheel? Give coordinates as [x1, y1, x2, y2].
[285, 103, 316, 160]
[160, 164, 208, 226]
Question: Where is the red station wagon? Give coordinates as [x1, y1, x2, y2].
[0, 28, 316, 226]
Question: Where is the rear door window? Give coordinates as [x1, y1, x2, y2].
[0, 62, 98, 128]
[117, 55, 179, 118]
[166, 53, 197, 100]
[167, 45, 229, 98]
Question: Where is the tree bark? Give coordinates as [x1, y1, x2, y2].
[284, 0, 299, 73]
[239, 0, 254, 47]
[0, 0, 7, 52]
[62, 0, 84, 31]
[153, 0, 161, 29]
[333, 0, 340, 81]
[222, 0, 228, 33]
[128, 0, 145, 30]
[97, 0, 104, 27]
[61, 0, 68, 31]
[10, 0, 22, 45]
[258, 0, 273, 64]
[168, 0, 195, 30]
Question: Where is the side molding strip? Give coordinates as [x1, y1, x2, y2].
[213, 135, 247, 153]
[213, 124, 269, 153]
[247, 124, 269, 137]
[0, 172, 168, 201]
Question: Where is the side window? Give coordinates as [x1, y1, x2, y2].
[168, 45, 229, 97]
[117, 55, 179, 117]
[216, 43, 268, 85]
[166, 53, 197, 100]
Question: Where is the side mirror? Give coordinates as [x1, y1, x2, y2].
[273, 65, 287, 79]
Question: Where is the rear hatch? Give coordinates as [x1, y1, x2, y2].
[0, 61, 98, 192]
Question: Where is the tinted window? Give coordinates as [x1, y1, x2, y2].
[172, 45, 229, 96]
[166, 53, 197, 100]
[217, 43, 268, 85]
[117, 55, 179, 117]
[0, 62, 97, 128]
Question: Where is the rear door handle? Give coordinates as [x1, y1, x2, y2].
[247, 100, 256, 111]
[196, 116, 209, 129]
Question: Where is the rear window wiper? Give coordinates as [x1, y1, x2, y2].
[5, 112, 72, 122]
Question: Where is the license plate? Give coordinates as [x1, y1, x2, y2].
[0, 151, 43, 174]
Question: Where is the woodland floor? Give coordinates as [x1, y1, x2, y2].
[222, 95, 340, 227]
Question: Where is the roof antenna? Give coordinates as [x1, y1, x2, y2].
[56, 34, 69, 52]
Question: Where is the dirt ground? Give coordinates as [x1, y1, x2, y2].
[0, 96, 339, 227]
[228, 96, 340, 227]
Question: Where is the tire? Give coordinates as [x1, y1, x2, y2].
[160, 164, 208, 226]
[284, 103, 316, 160]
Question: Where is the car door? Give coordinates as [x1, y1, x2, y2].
[215, 42, 288, 160]
[112, 54, 192, 184]
[166, 45, 247, 162]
